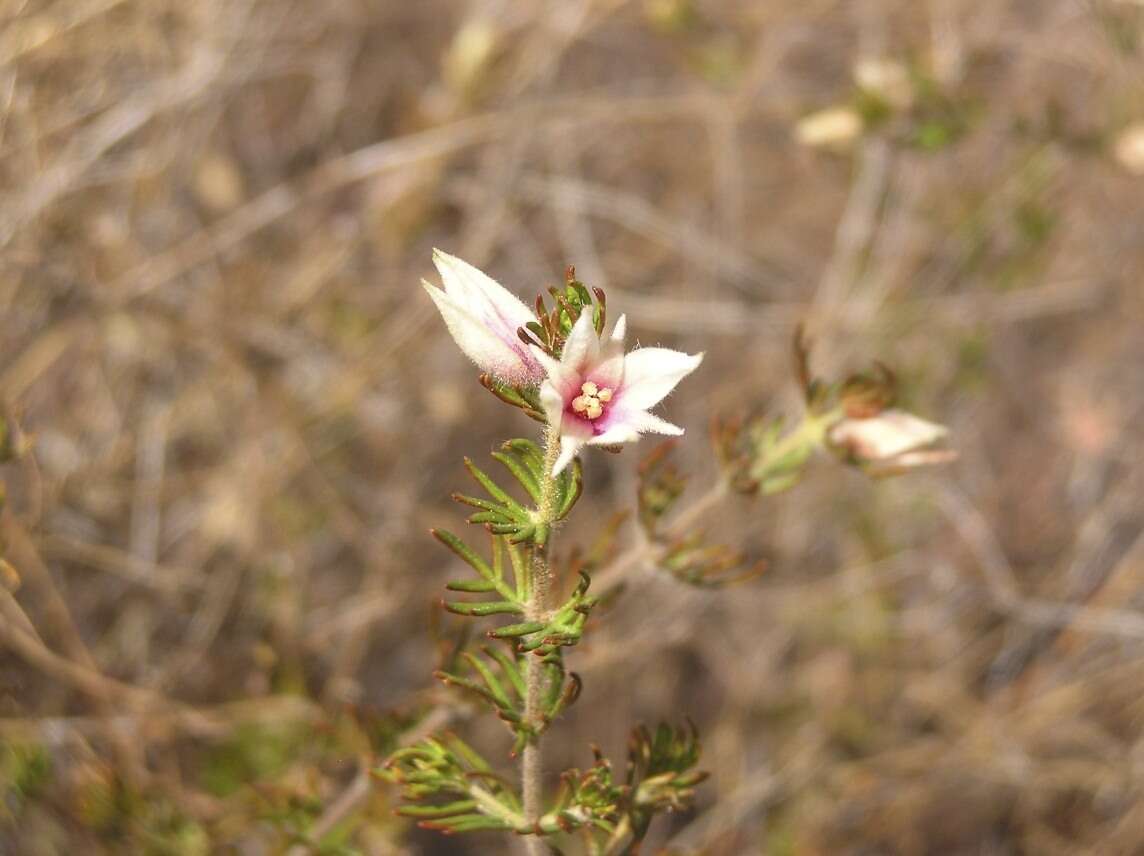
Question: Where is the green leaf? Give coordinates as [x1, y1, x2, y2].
[382, 734, 523, 833]
[442, 600, 524, 617]
[508, 572, 598, 657]
[435, 646, 580, 753]
[434, 532, 527, 616]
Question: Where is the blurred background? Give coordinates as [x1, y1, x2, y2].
[2, 0, 1144, 853]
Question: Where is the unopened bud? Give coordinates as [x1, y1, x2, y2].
[829, 409, 953, 469]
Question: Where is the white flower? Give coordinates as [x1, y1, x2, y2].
[829, 409, 955, 468]
[1114, 121, 1144, 176]
[795, 106, 862, 150]
[853, 57, 913, 109]
[530, 311, 703, 475]
[422, 249, 546, 386]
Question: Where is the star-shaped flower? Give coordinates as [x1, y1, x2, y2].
[530, 311, 703, 474]
[422, 249, 545, 386]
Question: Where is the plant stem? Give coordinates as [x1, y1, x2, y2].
[592, 407, 841, 594]
[521, 424, 562, 854]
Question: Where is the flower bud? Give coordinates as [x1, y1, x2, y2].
[829, 409, 955, 470]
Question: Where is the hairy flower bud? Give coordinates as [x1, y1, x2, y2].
[829, 409, 955, 469]
[423, 250, 546, 386]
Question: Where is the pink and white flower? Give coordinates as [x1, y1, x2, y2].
[530, 311, 703, 475]
[829, 409, 954, 469]
[422, 249, 546, 386]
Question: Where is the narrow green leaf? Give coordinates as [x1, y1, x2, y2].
[484, 645, 526, 699]
[453, 494, 504, 514]
[432, 529, 493, 580]
[396, 800, 478, 819]
[504, 438, 545, 476]
[488, 621, 546, 639]
[464, 458, 524, 511]
[508, 540, 529, 602]
[492, 448, 541, 503]
[541, 659, 566, 709]
[491, 536, 506, 584]
[444, 579, 497, 593]
[556, 461, 583, 519]
[443, 600, 525, 617]
[434, 815, 511, 833]
[444, 734, 491, 771]
[463, 652, 512, 709]
[434, 670, 499, 705]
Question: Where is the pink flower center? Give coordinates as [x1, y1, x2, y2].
[570, 381, 613, 420]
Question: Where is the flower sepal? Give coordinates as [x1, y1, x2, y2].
[520, 265, 607, 360]
[478, 373, 546, 422]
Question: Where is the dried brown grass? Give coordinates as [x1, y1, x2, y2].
[2, 0, 1144, 853]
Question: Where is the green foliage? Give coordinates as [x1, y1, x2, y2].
[381, 722, 706, 849]
[659, 533, 764, 588]
[489, 571, 598, 656]
[453, 440, 581, 545]
[392, 272, 713, 851]
[437, 528, 531, 618]
[435, 645, 581, 756]
[746, 416, 819, 495]
[521, 267, 608, 359]
[480, 374, 546, 421]
[636, 440, 686, 530]
[1, 740, 52, 820]
[200, 723, 304, 797]
[636, 441, 765, 587]
[382, 733, 522, 835]
[547, 722, 707, 848]
[436, 526, 600, 657]
[135, 799, 210, 856]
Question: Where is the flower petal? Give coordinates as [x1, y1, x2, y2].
[585, 423, 641, 446]
[830, 409, 948, 460]
[619, 348, 704, 411]
[423, 281, 535, 382]
[559, 310, 599, 373]
[432, 249, 534, 330]
[531, 346, 580, 401]
[538, 378, 567, 431]
[552, 420, 593, 475]
[608, 313, 627, 348]
[627, 410, 685, 436]
[588, 313, 627, 389]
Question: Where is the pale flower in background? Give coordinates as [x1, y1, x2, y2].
[1113, 121, 1144, 175]
[853, 56, 913, 109]
[422, 249, 546, 386]
[795, 106, 863, 150]
[531, 311, 703, 474]
[829, 409, 955, 469]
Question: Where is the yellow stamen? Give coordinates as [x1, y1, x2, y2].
[572, 381, 614, 420]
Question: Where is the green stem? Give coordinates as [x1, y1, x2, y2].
[521, 424, 562, 854]
[592, 406, 843, 594]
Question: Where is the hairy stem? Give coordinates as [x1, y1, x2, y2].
[521, 425, 562, 854]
